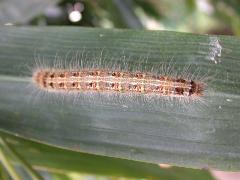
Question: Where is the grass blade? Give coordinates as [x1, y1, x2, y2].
[0, 27, 239, 171]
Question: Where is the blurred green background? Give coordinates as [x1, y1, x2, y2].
[1, 0, 240, 35]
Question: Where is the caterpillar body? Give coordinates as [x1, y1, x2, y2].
[33, 69, 205, 98]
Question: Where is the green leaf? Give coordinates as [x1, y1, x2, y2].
[0, 131, 214, 180]
[0, 27, 239, 171]
[0, 136, 42, 180]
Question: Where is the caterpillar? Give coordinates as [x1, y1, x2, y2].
[33, 68, 205, 98]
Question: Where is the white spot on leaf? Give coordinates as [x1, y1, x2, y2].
[209, 36, 222, 64]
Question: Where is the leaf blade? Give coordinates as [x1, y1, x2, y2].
[0, 27, 239, 171]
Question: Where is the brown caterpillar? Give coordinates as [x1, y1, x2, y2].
[33, 69, 205, 97]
